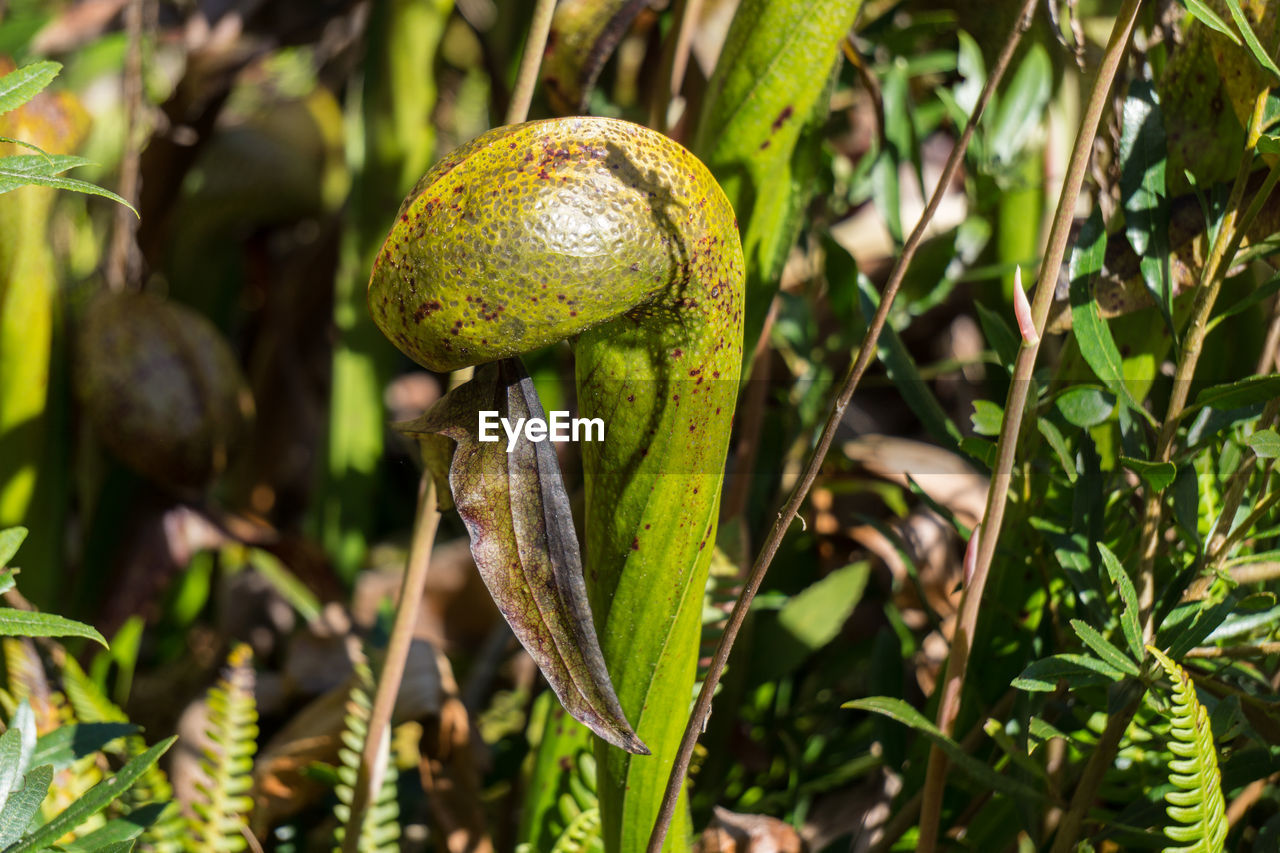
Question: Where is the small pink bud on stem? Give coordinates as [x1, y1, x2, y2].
[963, 524, 981, 585]
[1013, 266, 1039, 346]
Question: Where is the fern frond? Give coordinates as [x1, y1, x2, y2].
[332, 658, 399, 853]
[1148, 646, 1227, 853]
[189, 644, 258, 852]
[550, 807, 602, 853]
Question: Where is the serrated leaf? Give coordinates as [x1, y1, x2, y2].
[1120, 456, 1177, 490]
[843, 697, 1045, 802]
[1012, 653, 1124, 692]
[1070, 619, 1141, 677]
[398, 359, 646, 754]
[0, 528, 25, 569]
[0, 702, 35, 814]
[1180, 0, 1241, 44]
[3, 736, 175, 853]
[0, 609, 106, 646]
[1098, 543, 1144, 661]
[0, 137, 50, 158]
[0, 764, 50, 847]
[0, 153, 92, 176]
[1223, 0, 1280, 79]
[0, 156, 136, 214]
[0, 61, 60, 117]
[1246, 428, 1280, 458]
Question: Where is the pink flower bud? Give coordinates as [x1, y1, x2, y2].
[1013, 266, 1038, 346]
[963, 524, 981, 585]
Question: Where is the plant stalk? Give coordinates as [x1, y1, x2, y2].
[916, 0, 1145, 847]
[341, 473, 440, 853]
[504, 0, 557, 126]
[644, 2, 1039, 849]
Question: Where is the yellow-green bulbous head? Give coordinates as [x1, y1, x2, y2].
[368, 117, 732, 372]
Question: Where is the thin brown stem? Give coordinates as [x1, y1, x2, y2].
[644, 3, 1039, 849]
[1048, 694, 1141, 853]
[504, 0, 556, 126]
[652, 0, 704, 135]
[341, 473, 440, 853]
[1227, 559, 1280, 585]
[105, 0, 144, 292]
[916, 0, 1145, 848]
[1207, 490, 1280, 565]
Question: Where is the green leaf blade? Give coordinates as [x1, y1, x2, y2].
[0, 61, 60, 117]
[5, 736, 176, 853]
[0, 610, 107, 646]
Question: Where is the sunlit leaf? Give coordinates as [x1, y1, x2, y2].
[1098, 543, 1145, 662]
[1069, 619, 1140, 677]
[3, 737, 174, 853]
[0, 61, 60, 117]
[1068, 209, 1155, 424]
[1223, 0, 1280, 79]
[1120, 80, 1173, 336]
[1246, 428, 1280, 457]
[0, 609, 106, 646]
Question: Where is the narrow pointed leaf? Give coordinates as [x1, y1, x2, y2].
[56, 803, 169, 851]
[1222, 0, 1280, 78]
[1069, 619, 1141, 676]
[0, 155, 135, 212]
[398, 359, 647, 754]
[0, 764, 50, 846]
[1098, 542, 1145, 661]
[0, 610, 106, 646]
[1180, 0, 1241, 44]
[3, 736, 176, 853]
[1191, 375, 1280, 412]
[0, 702, 35, 814]
[1012, 653, 1124, 691]
[0, 527, 25, 568]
